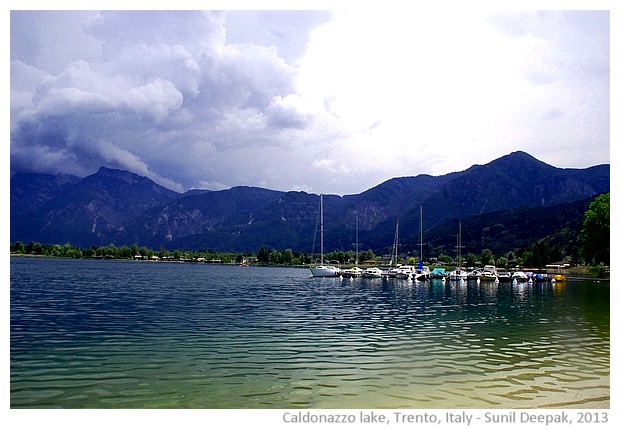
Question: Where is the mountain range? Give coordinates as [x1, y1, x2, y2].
[10, 151, 610, 257]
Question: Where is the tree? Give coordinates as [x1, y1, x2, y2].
[268, 249, 280, 264]
[360, 249, 375, 262]
[581, 193, 610, 265]
[481, 248, 494, 265]
[12, 241, 26, 254]
[118, 245, 133, 259]
[520, 250, 534, 267]
[437, 253, 453, 264]
[257, 245, 270, 264]
[282, 248, 294, 264]
[465, 253, 477, 267]
[523, 240, 552, 268]
[26, 241, 44, 255]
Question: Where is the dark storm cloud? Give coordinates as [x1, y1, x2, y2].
[10, 10, 327, 192]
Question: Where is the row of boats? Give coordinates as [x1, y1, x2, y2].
[312, 263, 565, 283]
[309, 195, 565, 284]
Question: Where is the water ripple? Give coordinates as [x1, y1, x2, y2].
[11, 258, 609, 408]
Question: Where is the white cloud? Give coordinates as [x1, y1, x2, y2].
[290, 8, 609, 191]
[124, 79, 184, 122]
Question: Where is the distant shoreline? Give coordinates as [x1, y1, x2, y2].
[10, 253, 608, 281]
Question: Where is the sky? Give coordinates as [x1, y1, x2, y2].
[8, 4, 612, 196]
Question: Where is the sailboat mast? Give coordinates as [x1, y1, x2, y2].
[419, 206, 423, 262]
[458, 221, 462, 269]
[392, 219, 399, 266]
[355, 213, 359, 266]
[320, 194, 324, 264]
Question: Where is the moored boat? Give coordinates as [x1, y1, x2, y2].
[448, 268, 468, 281]
[467, 269, 482, 281]
[310, 194, 341, 277]
[342, 266, 363, 278]
[431, 267, 446, 279]
[415, 261, 431, 281]
[362, 267, 384, 278]
[395, 265, 414, 280]
[480, 265, 498, 282]
[497, 271, 512, 282]
[511, 271, 530, 282]
[449, 222, 467, 281]
[310, 265, 341, 277]
[414, 206, 430, 282]
[387, 266, 402, 277]
[534, 273, 552, 282]
[388, 219, 401, 275]
[341, 215, 363, 279]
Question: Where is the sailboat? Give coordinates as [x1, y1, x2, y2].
[448, 222, 468, 281]
[387, 219, 401, 277]
[342, 214, 363, 278]
[414, 206, 431, 281]
[310, 194, 341, 277]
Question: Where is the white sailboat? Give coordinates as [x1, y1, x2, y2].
[310, 194, 341, 277]
[342, 214, 362, 278]
[387, 219, 401, 277]
[448, 222, 468, 281]
[414, 261, 431, 281]
[414, 206, 431, 281]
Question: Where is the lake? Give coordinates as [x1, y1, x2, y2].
[10, 257, 609, 409]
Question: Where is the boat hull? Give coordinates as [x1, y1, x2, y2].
[342, 268, 363, 278]
[480, 265, 498, 282]
[448, 269, 468, 281]
[511, 272, 530, 282]
[414, 266, 432, 281]
[362, 268, 384, 278]
[310, 266, 341, 277]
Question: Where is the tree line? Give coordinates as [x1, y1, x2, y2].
[9, 242, 245, 264]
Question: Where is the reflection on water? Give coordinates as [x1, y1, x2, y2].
[10, 258, 609, 408]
